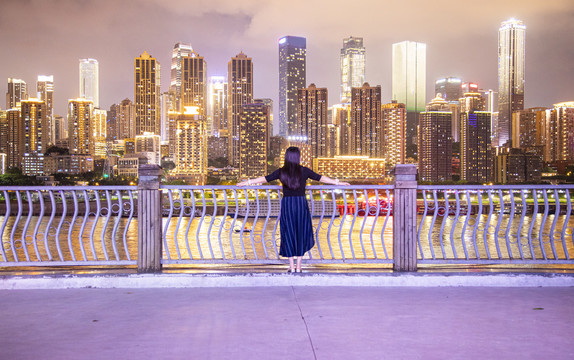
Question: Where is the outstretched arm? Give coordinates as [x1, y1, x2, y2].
[237, 176, 267, 186]
[319, 175, 350, 186]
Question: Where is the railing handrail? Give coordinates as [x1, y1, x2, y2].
[418, 184, 574, 190]
[160, 184, 395, 190]
[0, 185, 137, 191]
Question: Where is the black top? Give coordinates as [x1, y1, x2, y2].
[265, 166, 322, 197]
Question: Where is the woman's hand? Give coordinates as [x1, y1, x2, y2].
[237, 180, 250, 186]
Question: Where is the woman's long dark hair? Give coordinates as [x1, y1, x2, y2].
[280, 147, 302, 190]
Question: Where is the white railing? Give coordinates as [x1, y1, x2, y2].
[0, 186, 137, 266]
[1, 165, 574, 271]
[417, 185, 574, 264]
[160, 185, 394, 264]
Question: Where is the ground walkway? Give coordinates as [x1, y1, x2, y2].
[1, 271, 574, 359]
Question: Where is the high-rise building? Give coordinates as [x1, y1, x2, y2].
[135, 132, 161, 165]
[340, 37, 366, 104]
[331, 104, 351, 156]
[21, 99, 48, 175]
[79, 59, 99, 108]
[554, 102, 574, 162]
[37, 75, 54, 145]
[6, 78, 27, 109]
[460, 111, 492, 183]
[497, 19, 526, 147]
[134, 51, 161, 136]
[170, 43, 194, 98]
[435, 77, 462, 102]
[54, 115, 66, 143]
[180, 50, 207, 113]
[173, 106, 207, 185]
[382, 101, 406, 167]
[350, 83, 382, 158]
[392, 41, 426, 156]
[0, 110, 7, 155]
[6, 108, 21, 168]
[511, 107, 547, 161]
[93, 108, 107, 159]
[254, 98, 274, 138]
[297, 84, 328, 159]
[279, 36, 306, 137]
[418, 96, 452, 182]
[209, 76, 227, 136]
[108, 99, 135, 141]
[68, 98, 94, 156]
[239, 103, 269, 179]
[227, 52, 253, 166]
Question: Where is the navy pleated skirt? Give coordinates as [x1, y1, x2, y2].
[279, 196, 315, 257]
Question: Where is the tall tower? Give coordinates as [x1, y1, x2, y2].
[227, 52, 253, 166]
[297, 84, 328, 159]
[418, 96, 452, 182]
[209, 76, 227, 136]
[21, 99, 48, 175]
[6, 108, 21, 168]
[497, 19, 526, 147]
[37, 75, 54, 145]
[181, 50, 207, 113]
[350, 83, 382, 158]
[239, 103, 269, 179]
[382, 101, 406, 167]
[279, 36, 306, 137]
[460, 92, 491, 183]
[170, 43, 193, 96]
[135, 51, 161, 136]
[68, 98, 94, 156]
[174, 106, 207, 185]
[79, 59, 99, 108]
[6, 78, 28, 109]
[392, 41, 426, 157]
[340, 37, 366, 104]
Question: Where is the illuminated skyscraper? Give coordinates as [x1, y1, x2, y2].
[392, 41, 426, 156]
[173, 106, 207, 185]
[0, 110, 7, 155]
[239, 103, 269, 179]
[21, 99, 48, 175]
[350, 83, 382, 158]
[435, 77, 462, 102]
[418, 96, 452, 182]
[297, 84, 328, 159]
[68, 98, 94, 156]
[340, 37, 366, 103]
[79, 59, 99, 108]
[255, 98, 274, 147]
[279, 36, 306, 136]
[227, 52, 253, 166]
[460, 110, 491, 183]
[170, 43, 193, 97]
[331, 104, 351, 155]
[209, 76, 227, 136]
[181, 50, 207, 113]
[93, 108, 107, 159]
[6, 108, 21, 168]
[382, 101, 406, 167]
[37, 75, 54, 145]
[134, 51, 161, 136]
[498, 19, 526, 147]
[6, 78, 27, 109]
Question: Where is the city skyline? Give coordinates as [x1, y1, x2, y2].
[1, 0, 572, 134]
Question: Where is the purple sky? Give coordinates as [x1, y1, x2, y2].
[1, 0, 573, 130]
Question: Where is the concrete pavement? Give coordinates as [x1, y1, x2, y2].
[1, 284, 574, 359]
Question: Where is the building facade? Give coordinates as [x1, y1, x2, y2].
[279, 36, 306, 137]
[173, 106, 207, 185]
[79, 59, 99, 108]
[181, 50, 207, 114]
[135, 51, 161, 136]
[37, 75, 54, 146]
[227, 52, 253, 166]
[418, 96, 452, 182]
[460, 111, 492, 182]
[21, 99, 48, 175]
[340, 37, 366, 104]
[6, 78, 27, 109]
[382, 101, 406, 167]
[497, 19, 526, 147]
[68, 98, 94, 156]
[350, 83, 382, 158]
[209, 76, 227, 136]
[239, 103, 269, 179]
[392, 41, 426, 155]
[297, 84, 328, 159]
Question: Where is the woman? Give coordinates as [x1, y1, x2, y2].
[237, 147, 350, 273]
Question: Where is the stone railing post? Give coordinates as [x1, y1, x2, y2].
[137, 164, 163, 273]
[392, 164, 418, 272]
